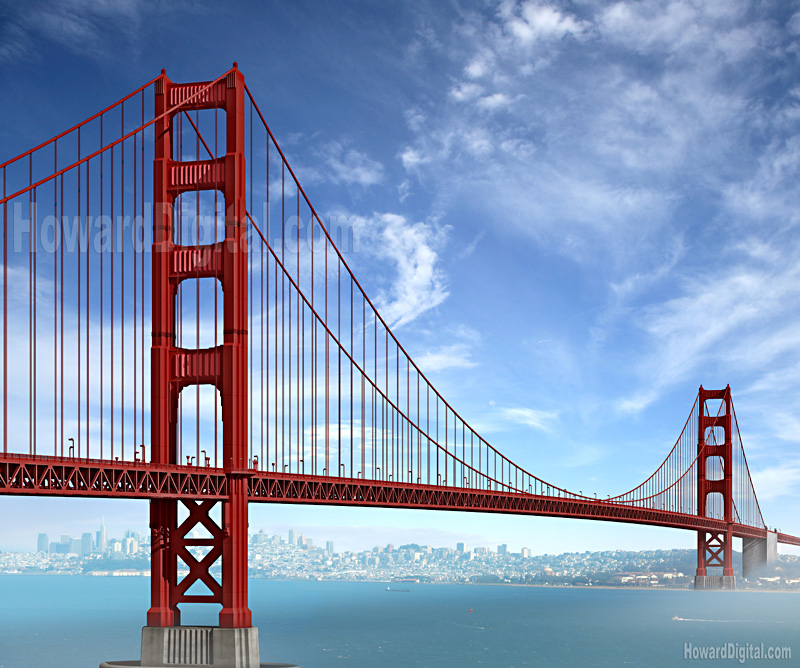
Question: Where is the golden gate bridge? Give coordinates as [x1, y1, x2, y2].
[0, 64, 796, 667]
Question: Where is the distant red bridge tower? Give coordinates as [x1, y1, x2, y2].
[694, 386, 735, 589]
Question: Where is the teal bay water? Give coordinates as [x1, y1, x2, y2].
[0, 576, 799, 667]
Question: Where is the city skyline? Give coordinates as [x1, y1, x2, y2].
[5, 523, 799, 593]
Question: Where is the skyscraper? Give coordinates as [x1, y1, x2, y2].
[99, 516, 107, 551]
[37, 533, 49, 553]
[82, 532, 93, 557]
[288, 529, 297, 546]
[326, 541, 335, 555]
[498, 544, 507, 555]
[456, 542, 465, 553]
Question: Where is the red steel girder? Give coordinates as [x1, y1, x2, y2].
[1, 454, 795, 545]
[0, 453, 227, 499]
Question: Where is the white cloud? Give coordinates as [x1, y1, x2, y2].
[617, 239, 800, 412]
[477, 92, 512, 110]
[318, 142, 384, 187]
[394, 1, 800, 427]
[450, 82, 484, 102]
[465, 56, 491, 79]
[417, 343, 477, 373]
[499, 406, 557, 431]
[749, 464, 800, 502]
[0, 0, 156, 64]
[504, 2, 587, 44]
[399, 147, 430, 170]
[351, 213, 450, 329]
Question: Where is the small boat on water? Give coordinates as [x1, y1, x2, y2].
[386, 586, 412, 592]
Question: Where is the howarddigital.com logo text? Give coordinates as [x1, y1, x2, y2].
[684, 643, 791, 663]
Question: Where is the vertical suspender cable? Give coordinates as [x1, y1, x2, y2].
[86, 157, 90, 457]
[100, 117, 104, 460]
[134, 130, 138, 457]
[2, 164, 5, 456]
[196, 108, 200, 467]
[77, 130, 81, 458]
[141, 91, 145, 462]
[111, 139, 115, 461]
[54, 143, 57, 456]
[337, 254, 341, 477]
[249, 101, 253, 467]
[28, 156, 32, 455]
[264, 125, 268, 472]
[258, 126, 266, 470]
[60, 170, 64, 458]
[214, 105, 219, 466]
[281, 162, 285, 471]
[121, 104, 125, 460]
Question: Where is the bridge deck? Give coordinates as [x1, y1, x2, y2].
[2, 453, 795, 546]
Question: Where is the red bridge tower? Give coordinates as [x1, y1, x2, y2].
[132, 64, 264, 668]
[694, 385, 736, 590]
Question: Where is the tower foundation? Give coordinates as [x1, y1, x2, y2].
[100, 626, 299, 668]
[742, 531, 778, 579]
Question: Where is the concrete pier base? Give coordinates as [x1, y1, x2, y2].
[100, 626, 299, 668]
[743, 531, 778, 579]
[694, 575, 736, 590]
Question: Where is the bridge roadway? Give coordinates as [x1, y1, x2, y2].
[2, 452, 797, 547]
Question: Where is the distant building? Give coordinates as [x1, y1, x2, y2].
[37, 533, 49, 553]
[125, 529, 142, 545]
[61, 534, 71, 546]
[252, 529, 269, 545]
[326, 541, 335, 555]
[99, 517, 107, 551]
[288, 529, 297, 546]
[123, 537, 139, 555]
[69, 538, 82, 555]
[81, 533, 93, 556]
[498, 544, 508, 555]
[521, 547, 531, 558]
[456, 542, 465, 553]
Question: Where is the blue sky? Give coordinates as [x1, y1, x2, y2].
[1, 0, 800, 557]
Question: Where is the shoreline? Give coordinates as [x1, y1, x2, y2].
[2, 572, 798, 593]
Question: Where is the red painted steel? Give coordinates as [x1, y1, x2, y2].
[0, 452, 793, 546]
[148, 66, 251, 629]
[695, 386, 735, 579]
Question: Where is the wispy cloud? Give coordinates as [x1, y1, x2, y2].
[345, 212, 450, 329]
[417, 343, 477, 373]
[499, 406, 557, 431]
[319, 142, 384, 187]
[416, 326, 480, 373]
[0, 0, 157, 64]
[500, 1, 588, 44]
[749, 464, 800, 503]
[392, 1, 800, 430]
[617, 238, 800, 412]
